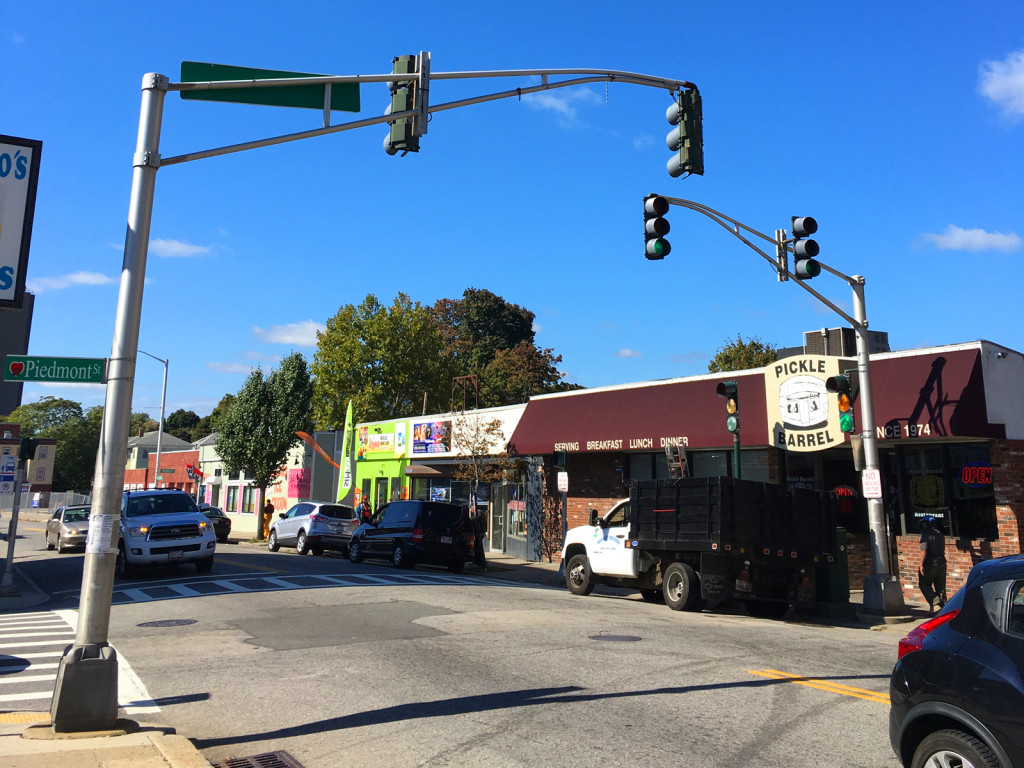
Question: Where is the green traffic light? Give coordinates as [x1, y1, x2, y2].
[726, 414, 739, 433]
[839, 412, 855, 433]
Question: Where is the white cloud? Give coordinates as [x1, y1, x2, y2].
[979, 49, 1024, 117]
[206, 362, 255, 374]
[633, 134, 655, 149]
[150, 239, 212, 258]
[922, 225, 1021, 252]
[523, 86, 602, 126]
[252, 320, 325, 346]
[616, 348, 643, 358]
[26, 271, 116, 293]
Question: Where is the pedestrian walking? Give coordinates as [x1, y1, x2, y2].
[918, 515, 947, 612]
[358, 497, 372, 524]
[472, 506, 487, 572]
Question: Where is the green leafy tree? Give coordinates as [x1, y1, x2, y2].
[216, 353, 314, 539]
[1, 396, 83, 436]
[431, 288, 577, 408]
[193, 394, 237, 439]
[312, 293, 454, 428]
[47, 406, 104, 492]
[707, 335, 779, 373]
[129, 411, 159, 438]
[451, 413, 524, 508]
[165, 408, 201, 442]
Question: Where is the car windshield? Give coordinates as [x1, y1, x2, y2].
[63, 510, 89, 523]
[126, 494, 199, 517]
[318, 505, 354, 519]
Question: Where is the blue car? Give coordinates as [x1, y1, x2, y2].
[889, 554, 1024, 768]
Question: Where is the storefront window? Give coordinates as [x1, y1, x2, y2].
[226, 485, 238, 514]
[892, 444, 996, 540]
[242, 486, 256, 514]
[409, 478, 470, 506]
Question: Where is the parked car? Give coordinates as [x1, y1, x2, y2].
[46, 505, 91, 553]
[347, 499, 474, 573]
[267, 501, 356, 556]
[199, 504, 232, 543]
[119, 489, 217, 576]
[889, 554, 1024, 768]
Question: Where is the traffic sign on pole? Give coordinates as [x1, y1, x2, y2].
[179, 62, 361, 112]
[4, 356, 107, 383]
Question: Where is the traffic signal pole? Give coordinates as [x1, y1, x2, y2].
[49, 57, 701, 732]
[659, 197, 907, 616]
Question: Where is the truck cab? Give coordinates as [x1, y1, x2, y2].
[562, 498, 653, 593]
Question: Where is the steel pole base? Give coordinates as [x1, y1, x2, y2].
[50, 644, 120, 732]
[861, 573, 909, 616]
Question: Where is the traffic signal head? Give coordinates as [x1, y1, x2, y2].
[825, 373, 856, 433]
[384, 54, 420, 155]
[791, 216, 820, 278]
[716, 381, 739, 433]
[666, 89, 704, 178]
[643, 194, 671, 260]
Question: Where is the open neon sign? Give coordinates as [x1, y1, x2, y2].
[960, 463, 993, 487]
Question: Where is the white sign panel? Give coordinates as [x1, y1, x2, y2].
[0, 479, 13, 494]
[861, 468, 882, 499]
[0, 454, 15, 473]
[0, 135, 43, 309]
[557, 471, 569, 493]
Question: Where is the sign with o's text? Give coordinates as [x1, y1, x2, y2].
[0, 135, 42, 309]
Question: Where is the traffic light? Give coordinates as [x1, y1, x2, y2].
[716, 381, 739, 433]
[666, 89, 704, 178]
[19, 437, 39, 461]
[825, 373, 856, 433]
[384, 54, 420, 155]
[643, 194, 671, 260]
[791, 216, 820, 278]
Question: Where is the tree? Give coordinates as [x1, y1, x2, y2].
[129, 411, 159, 438]
[165, 408, 201, 442]
[707, 335, 779, 373]
[312, 293, 454, 428]
[1, 396, 83, 436]
[193, 394, 237, 439]
[450, 412, 524, 507]
[48, 406, 104, 492]
[431, 288, 578, 408]
[216, 352, 314, 539]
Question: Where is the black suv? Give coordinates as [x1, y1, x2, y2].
[347, 500, 473, 573]
[889, 554, 1024, 768]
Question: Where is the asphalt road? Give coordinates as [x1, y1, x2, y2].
[7, 524, 905, 768]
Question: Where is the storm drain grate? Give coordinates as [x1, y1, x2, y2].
[213, 751, 306, 768]
[589, 634, 642, 642]
[137, 618, 198, 628]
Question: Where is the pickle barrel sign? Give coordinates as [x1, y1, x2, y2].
[0, 134, 42, 310]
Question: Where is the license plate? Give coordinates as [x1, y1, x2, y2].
[735, 579, 752, 593]
[441, 536, 452, 544]
[169, 549, 184, 560]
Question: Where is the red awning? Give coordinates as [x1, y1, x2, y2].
[509, 373, 769, 456]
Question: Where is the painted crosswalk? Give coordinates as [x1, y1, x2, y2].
[107, 569, 487, 606]
[0, 609, 160, 717]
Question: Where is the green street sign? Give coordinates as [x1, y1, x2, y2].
[157, 468, 175, 474]
[4, 355, 106, 384]
[180, 62, 360, 112]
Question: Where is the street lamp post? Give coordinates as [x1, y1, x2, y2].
[138, 350, 167, 489]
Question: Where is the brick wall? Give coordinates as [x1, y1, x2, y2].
[540, 452, 627, 562]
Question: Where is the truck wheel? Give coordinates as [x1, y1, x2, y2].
[663, 562, 701, 611]
[195, 556, 214, 574]
[566, 554, 595, 596]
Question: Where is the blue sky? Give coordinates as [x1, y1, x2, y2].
[4, 2, 1023, 422]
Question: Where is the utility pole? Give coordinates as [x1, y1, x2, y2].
[138, 349, 167, 489]
[657, 197, 906, 616]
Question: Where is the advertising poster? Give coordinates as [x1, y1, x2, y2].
[413, 419, 450, 455]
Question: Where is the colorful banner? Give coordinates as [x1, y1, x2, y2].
[338, 400, 353, 500]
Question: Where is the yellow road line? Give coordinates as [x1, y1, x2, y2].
[213, 557, 284, 573]
[0, 712, 50, 724]
[748, 668, 889, 704]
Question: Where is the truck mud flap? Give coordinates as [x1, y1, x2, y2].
[698, 553, 736, 604]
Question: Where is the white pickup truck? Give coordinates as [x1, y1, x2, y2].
[118, 489, 217, 577]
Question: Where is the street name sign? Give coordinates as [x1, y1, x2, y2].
[4, 355, 107, 383]
[180, 62, 361, 112]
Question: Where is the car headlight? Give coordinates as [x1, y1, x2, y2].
[199, 520, 214, 535]
[128, 526, 149, 537]
[67, 528, 79, 535]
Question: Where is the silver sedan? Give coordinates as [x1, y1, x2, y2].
[45, 505, 91, 553]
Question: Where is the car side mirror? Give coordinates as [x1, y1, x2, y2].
[278, 512, 286, 519]
[589, 509, 599, 526]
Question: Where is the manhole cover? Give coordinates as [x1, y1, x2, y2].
[589, 634, 641, 642]
[136, 619, 198, 628]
